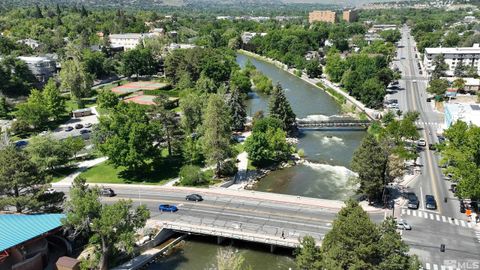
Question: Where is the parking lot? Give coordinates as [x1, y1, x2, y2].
[51, 107, 99, 141]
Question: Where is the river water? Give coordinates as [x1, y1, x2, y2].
[147, 53, 365, 269]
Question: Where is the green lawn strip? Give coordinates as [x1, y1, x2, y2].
[80, 159, 181, 185]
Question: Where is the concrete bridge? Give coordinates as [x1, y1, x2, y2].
[54, 184, 386, 251]
[297, 119, 371, 130]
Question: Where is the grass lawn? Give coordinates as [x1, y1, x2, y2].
[80, 159, 181, 185]
[50, 166, 78, 183]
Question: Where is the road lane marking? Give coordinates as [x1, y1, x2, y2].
[467, 222, 472, 228]
[420, 187, 425, 210]
[448, 218, 453, 224]
[460, 220, 466, 227]
[412, 211, 417, 217]
[402, 208, 406, 215]
[454, 219, 459, 226]
[429, 213, 434, 220]
[425, 263, 431, 269]
[442, 216, 447, 222]
[436, 215, 440, 221]
[433, 264, 438, 270]
[424, 212, 429, 219]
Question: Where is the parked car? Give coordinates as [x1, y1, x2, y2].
[185, 194, 203, 201]
[437, 136, 446, 143]
[450, 184, 457, 193]
[100, 188, 115, 197]
[75, 124, 84, 129]
[428, 143, 436, 150]
[84, 123, 93, 128]
[417, 139, 426, 147]
[396, 219, 412, 230]
[65, 126, 74, 132]
[159, 204, 178, 212]
[406, 192, 419, 209]
[425, 195, 437, 210]
[14, 140, 28, 149]
[80, 129, 90, 134]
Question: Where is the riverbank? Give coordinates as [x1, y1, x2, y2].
[237, 49, 379, 120]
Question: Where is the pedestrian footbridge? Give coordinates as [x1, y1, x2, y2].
[297, 119, 371, 130]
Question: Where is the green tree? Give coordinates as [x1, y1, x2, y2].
[0, 146, 58, 213]
[0, 56, 37, 97]
[230, 70, 252, 93]
[325, 51, 347, 83]
[0, 96, 9, 118]
[245, 117, 292, 167]
[305, 60, 323, 79]
[180, 92, 205, 134]
[151, 95, 182, 156]
[179, 164, 207, 186]
[15, 89, 50, 130]
[351, 133, 388, 202]
[269, 83, 297, 133]
[202, 94, 232, 176]
[60, 58, 93, 108]
[195, 72, 216, 93]
[122, 48, 157, 78]
[97, 89, 119, 110]
[361, 78, 386, 108]
[26, 135, 71, 170]
[452, 78, 466, 91]
[431, 54, 448, 80]
[380, 29, 401, 43]
[63, 177, 150, 270]
[94, 103, 156, 173]
[427, 78, 448, 96]
[295, 236, 322, 270]
[43, 78, 65, 120]
[216, 247, 252, 270]
[228, 87, 246, 131]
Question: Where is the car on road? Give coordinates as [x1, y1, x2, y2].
[428, 143, 436, 150]
[186, 194, 203, 201]
[159, 204, 178, 212]
[65, 126, 74, 132]
[437, 136, 445, 143]
[396, 219, 412, 230]
[417, 139, 426, 147]
[100, 188, 115, 197]
[406, 192, 419, 209]
[75, 124, 84, 129]
[84, 123, 93, 128]
[425, 195, 437, 210]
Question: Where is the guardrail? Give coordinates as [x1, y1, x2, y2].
[162, 222, 300, 248]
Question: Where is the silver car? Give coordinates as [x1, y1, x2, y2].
[396, 219, 412, 230]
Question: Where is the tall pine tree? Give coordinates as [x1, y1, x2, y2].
[269, 83, 296, 134]
[227, 87, 246, 131]
[351, 133, 388, 202]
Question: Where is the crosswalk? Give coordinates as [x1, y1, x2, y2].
[476, 231, 480, 243]
[415, 121, 442, 128]
[401, 208, 473, 228]
[424, 262, 461, 270]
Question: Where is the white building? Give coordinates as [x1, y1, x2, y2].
[17, 56, 56, 83]
[109, 33, 162, 50]
[444, 103, 480, 128]
[17, 38, 41, 50]
[424, 44, 480, 77]
[241, 32, 267, 44]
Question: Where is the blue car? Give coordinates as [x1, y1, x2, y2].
[159, 204, 178, 212]
[14, 140, 28, 148]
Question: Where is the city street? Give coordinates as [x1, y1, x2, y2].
[394, 25, 480, 268]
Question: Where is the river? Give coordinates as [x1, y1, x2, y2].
[147, 53, 365, 269]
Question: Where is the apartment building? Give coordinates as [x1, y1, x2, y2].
[424, 44, 480, 77]
[343, 9, 357, 22]
[109, 33, 148, 50]
[17, 56, 56, 83]
[309, 11, 337, 24]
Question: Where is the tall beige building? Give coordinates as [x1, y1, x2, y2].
[342, 9, 357, 22]
[309, 10, 337, 24]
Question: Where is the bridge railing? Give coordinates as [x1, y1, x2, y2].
[162, 222, 300, 248]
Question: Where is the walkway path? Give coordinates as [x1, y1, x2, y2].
[55, 157, 108, 185]
[227, 131, 251, 190]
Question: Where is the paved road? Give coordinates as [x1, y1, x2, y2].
[54, 184, 386, 246]
[395, 25, 480, 269]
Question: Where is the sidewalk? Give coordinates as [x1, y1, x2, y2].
[53, 157, 108, 185]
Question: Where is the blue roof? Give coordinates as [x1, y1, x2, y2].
[0, 214, 65, 252]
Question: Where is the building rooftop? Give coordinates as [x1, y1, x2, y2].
[109, 33, 145, 39]
[425, 44, 480, 54]
[445, 103, 480, 127]
[0, 214, 65, 252]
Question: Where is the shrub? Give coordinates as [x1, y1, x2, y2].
[179, 165, 207, 186]
[219, 160, 238, 177]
